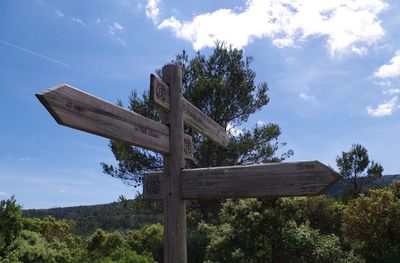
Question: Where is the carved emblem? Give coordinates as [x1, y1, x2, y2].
[146, 178, 160, 194]
[156, 84, 166, 102]
[184, 138, 192, 155]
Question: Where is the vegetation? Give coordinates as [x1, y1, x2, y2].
[5, 46, 399, 262]
[101, 43, 293, 220]
[336, 143, 383, 199]
[23, 198, 162, 236]
[3, 179, 400, 262]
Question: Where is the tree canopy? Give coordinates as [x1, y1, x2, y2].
[336, 143, 383, 199]
[101, 42, 293, 189]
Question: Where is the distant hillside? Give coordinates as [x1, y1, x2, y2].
[23, 200, 162, 236]
[23, 175, 399, 235]
[325, 174, 400, 197]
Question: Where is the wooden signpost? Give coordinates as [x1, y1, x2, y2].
[151, 74, 230, 146]
[37, 64, 339, 263]
[36, 83, 193, 160]
[143, 161, 339, 200]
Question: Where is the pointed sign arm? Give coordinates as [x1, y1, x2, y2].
[143, 161, 340, 200]
[36, 84, 193, 160]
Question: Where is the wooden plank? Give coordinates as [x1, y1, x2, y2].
[182, 98, 230, 146]
[36, 84, 194, 159]
[150, 74, 230, 146]
[150, 74, 170, 112]
[143, 161, 340, 200]
[161, 65, 187, 263]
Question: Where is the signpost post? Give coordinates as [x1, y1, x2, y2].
[37, 64, 339, 263]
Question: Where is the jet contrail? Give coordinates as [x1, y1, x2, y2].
[0, 39, 70, 67]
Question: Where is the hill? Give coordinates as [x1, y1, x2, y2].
[23, 175, 399, 235]
[22, 200, 162, 236]
[326, 174, 400, 196]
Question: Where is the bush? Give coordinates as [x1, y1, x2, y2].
[342, 183, 400, 262]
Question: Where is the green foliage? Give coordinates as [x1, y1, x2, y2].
[87, 229, 128, 259]
[1, 229, 85, 263]
[187, 224, 209, 263]
[0, 196, 23, 255]
[291, 196, 345, 236]
[342, 181, 400, 262]
[93, 247, 155, 263]
[281, 222, 362, 263]
[336, 144, 383, 199]
[23, 200, 162, 235]
[102, 43, 292, 191]
[6, 181, 400, 262]
[202, 198, 357, 263]
[127, 223, 163, 263]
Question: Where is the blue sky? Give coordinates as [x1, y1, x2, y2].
[1, 0, 400, 209]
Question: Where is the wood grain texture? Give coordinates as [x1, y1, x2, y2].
[150, 74, 229, 147]
[150, 74, 170, 112]
[36, 84, 194, 160]
[161, 65, 187, 263]
[143, 161, 340, 200]
[36, 84, 170, 154]
[182, 98, 230, 146]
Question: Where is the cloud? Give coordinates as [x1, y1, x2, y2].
[72, 17, 87, 26]
[54, 10, 64, 17]
[146, 0, 160, 23]
[367, 96, 399, 117]
[156, 0, 387, 55]
[108, 22, 124, 34]
[383, 88, 400, 95]
[107, 22, 127, 47]
[227, 123, 243, 136]
[114, 36, 127, 47]
[374, 50, 400, 78]
[374, 80, 392, 87]
[299, 92, 314, 101]
[19, 157, 31, 161]
[0, 191, 8, 197]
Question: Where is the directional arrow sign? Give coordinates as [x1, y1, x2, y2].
[143, 161, 340, 199]
[150, 74, 230, 146]
[36, 84, 193, 160]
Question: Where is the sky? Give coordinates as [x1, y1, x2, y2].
[1, 0, 400, 209]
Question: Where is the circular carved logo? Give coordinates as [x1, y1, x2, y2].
[146, 179, 160, 194]
[184, 139, 192, 154]
[156, 85, 166, 101]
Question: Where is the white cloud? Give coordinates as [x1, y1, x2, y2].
[107, 22, 127, 47]
[19, 157, 31, 161]
[157, 0, 387, 55]
[54, 10, 64, 17]
[299, 92, 314, 101]
[114, 36, 127, 47]
[367, 96, 398, 117]
[227, 123, 243, 136]
[374, 80, 392, 87]
[0, 191, 8, 197]
[108, 22, 124, 35]
[383, 88, 400, 95]
[146, 0, 160, 23]
[72, 17, 86, 26]
[375, 50, 400, 78]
